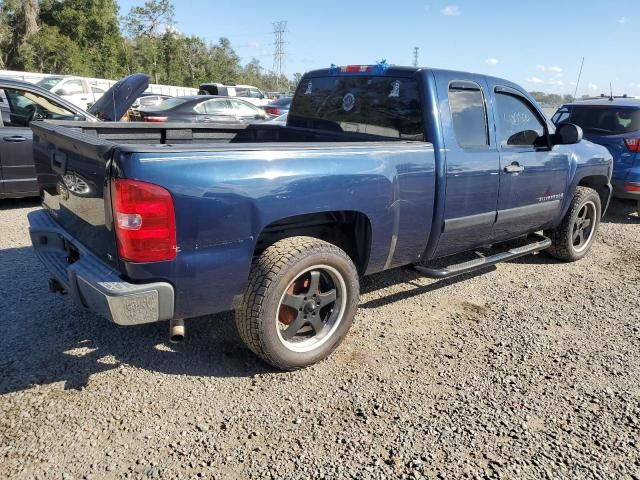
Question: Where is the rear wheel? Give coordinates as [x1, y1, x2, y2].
[546, 186, 601, 261]
[236, 236, 359, 370]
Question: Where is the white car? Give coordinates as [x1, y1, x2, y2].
[197, 83, 270, 107]
[36, 76, 105, 110]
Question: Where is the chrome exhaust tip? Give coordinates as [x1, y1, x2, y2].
[169, 318, 185, 343]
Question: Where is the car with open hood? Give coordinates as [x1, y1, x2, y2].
[0, 73, 148, 199]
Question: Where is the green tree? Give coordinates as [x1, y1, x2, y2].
[19, 24, 87, 74]
[39, 0, 126, 78]
[122, 0, 175, 83]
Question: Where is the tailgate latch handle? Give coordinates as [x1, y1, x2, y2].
[51, 151, 67, 174]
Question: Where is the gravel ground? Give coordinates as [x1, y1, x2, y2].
[1, 197, 639, 480]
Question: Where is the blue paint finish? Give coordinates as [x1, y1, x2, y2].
[31, 66, 614, 321]
[117, 143, 435, 318]
[551, 99, 640, 199]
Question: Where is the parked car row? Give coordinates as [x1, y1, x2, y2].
[0, 73, 289, 198]
[3, 69, 638, 214]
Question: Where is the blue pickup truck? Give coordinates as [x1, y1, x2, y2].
[28, 65, 613, 370]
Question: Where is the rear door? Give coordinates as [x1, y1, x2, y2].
[0, 86, 88, 197]
[0, 88, 37, 196]
[489, 85, 569, 239]
[432, 73, 500, 257]
[198, 98, 237, 122]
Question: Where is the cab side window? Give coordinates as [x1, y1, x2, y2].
[495, 92, 546, 147]
[448, 82, 489, 148]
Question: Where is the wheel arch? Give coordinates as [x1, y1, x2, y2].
[253, 210, 372, 275]
[576, 174, 611, 213]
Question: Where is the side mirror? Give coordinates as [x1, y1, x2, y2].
[54, 88, 70, 96]
[553, 123, 583, 145]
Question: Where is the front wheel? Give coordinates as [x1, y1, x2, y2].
[235, 236, 360, 370]
[545, 186, 601, 261]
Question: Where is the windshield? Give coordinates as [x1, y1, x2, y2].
[553, 105, 640, 135]
[289, 75, 424, 140]
[151, 97, 188, 111]
[36, 77, 64, 91]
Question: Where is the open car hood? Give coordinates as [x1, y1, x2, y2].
[87, 73, 149, 121]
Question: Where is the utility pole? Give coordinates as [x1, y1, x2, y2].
[413, 47, 419, 67]
[272, 21, 287, 89]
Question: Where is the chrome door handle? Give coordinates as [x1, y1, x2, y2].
[3, 135, 26, 142]
[504, 162, 524, 173]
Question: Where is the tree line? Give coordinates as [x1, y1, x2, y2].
[0, 0, 299, 92]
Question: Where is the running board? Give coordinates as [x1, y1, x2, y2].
[413, 233, 552, 279]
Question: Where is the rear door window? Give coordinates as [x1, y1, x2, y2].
[203, 99, 233, 114]
[448, 81, 488, 148]
[289, 75, 424, 140]
[231, 99, 259, 116]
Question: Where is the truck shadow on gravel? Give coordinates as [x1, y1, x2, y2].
[0, 246, 273, 395]
[0, 197, 40, 211]
[601, 198, 639, 224]
[359, 267, 493, 309]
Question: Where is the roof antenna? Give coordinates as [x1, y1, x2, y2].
[609, 82, 614, 101]
[573, 57, 584, 100]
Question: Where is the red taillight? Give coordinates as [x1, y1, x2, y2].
[624, 137, 640, 152]
[266, 107, 281, 116]
[112, 179, 176, 262]
[624, 184, 640, 192]
[143, 116, 168, 123]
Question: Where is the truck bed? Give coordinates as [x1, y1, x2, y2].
[42, 120, 416, 147]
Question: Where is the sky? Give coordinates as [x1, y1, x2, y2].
[117, 0, 640, 97]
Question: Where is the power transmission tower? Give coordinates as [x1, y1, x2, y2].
[272, 21, 287, 89]
[413, 47, 419, 67]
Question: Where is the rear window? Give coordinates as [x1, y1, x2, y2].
[153, 97, 188, 111]
[554, 105, 640, 135]
[289, 75, 424, 140]
[270, 97, 291, 106]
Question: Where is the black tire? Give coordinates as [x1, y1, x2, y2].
[236, 236, 360, 370]
[545, 186, 601, 262]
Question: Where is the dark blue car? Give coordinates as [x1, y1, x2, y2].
[553, 98, 640, 207]
[263, 97, 291, 117]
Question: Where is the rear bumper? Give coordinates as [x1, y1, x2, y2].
[28, 209, 174, 325]
[611, 179, 640, 200]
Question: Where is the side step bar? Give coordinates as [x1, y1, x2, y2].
[413, 233, 552, 279]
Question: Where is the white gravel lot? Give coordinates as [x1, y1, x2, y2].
[1, 197, 639, 479]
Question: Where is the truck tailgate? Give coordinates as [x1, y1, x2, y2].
[31, 122, 119, 266]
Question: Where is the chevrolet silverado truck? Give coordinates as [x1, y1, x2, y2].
[28, 64, 613, 370]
